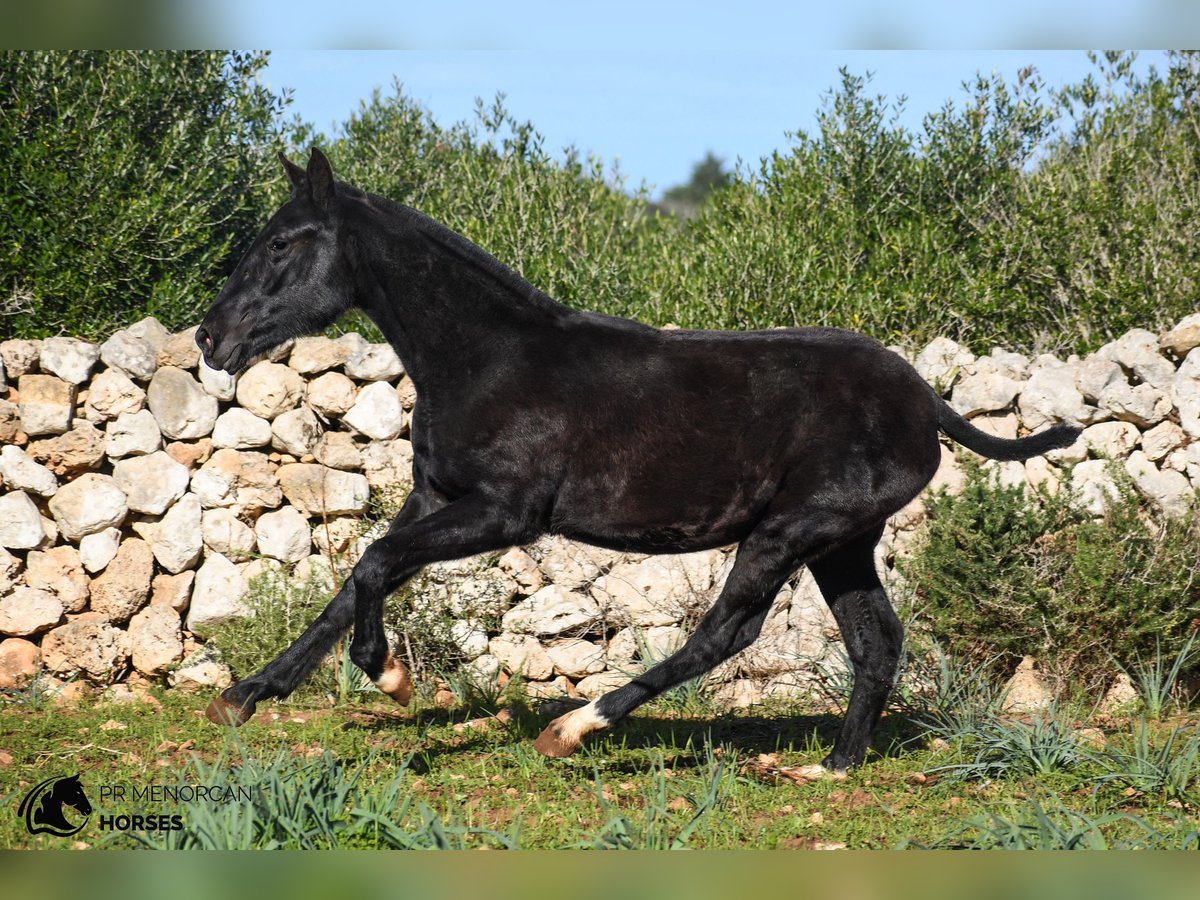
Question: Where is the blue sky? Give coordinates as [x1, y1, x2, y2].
[263, 50, 1167, 197]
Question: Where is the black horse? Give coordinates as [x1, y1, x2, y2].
[19, 774, 92, 837]
[197, 148, 1078, 775]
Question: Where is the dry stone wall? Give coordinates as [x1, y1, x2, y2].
[1, 313, 1198, 708]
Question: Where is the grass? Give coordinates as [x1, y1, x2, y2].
[2, 672, 1198, 850]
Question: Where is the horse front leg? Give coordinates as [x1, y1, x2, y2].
[344, 494, 537, 701]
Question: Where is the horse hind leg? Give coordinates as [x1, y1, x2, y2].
[807, 525, 901, 774]
[534, 532, 800, 757]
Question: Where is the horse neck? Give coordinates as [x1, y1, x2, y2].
[351, 202, 571, 401]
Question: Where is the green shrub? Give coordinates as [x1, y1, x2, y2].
[203, 563, 341, 700]
[902, 457, 1200, 691]
[0, 51, 287, 338]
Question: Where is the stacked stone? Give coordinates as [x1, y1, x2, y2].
[1, 312, 1198, 709]
[0, 319, 416, 696]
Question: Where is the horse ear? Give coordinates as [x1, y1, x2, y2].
[279, 151, 306, 192]
[307, 146, 335, 212]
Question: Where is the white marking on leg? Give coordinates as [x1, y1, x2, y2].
[555, 701, 610, 745]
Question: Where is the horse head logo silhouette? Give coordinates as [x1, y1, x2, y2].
[18, 774, 92, 837]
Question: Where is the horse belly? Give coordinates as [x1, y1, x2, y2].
[552, 427, 786, 552]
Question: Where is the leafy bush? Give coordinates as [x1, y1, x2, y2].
[9, 51, 1200, 357]
[902, 457, 1200, 691]
[0, 51, 287, 338]
[203, 562, 342, 701]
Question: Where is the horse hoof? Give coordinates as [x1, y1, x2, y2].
[376, 656, 412, 706]
[205, 693, 255, 727]
[533, 722, 580, 758]
[533, 703, 608, 758]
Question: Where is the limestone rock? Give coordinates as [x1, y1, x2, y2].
[89, 538, 153, 623]
[309, 516, 361, 555]
[306, 371, 357, 415]
[100, 325, 160, 381]
[254, 507, 312, 563]
[27, 421, 106, 476]
[449, 619, 489, 659]
[1098, 328, 1176, 391]
[1100, 672, 1140, 713]
[190, 449, 282, 513]
[0, 491, 51, 549]
[25, 546, 89, 613]
[1124, 451, 1194, 518]
[1070, 459, 1120, 516]
[502, 584, 600, 636]
[151, 571, 194, 613]
[0, 444, 58, 497]
[39, 337, 100, 385]
[498, 547, 543, 593]
[359, 438, 413, 489]
[1141, 421, 1186, 462]
[714, 679, 762, 709]
[344, 342, 403, 381]
[1172, 350, 1200, 439]
[343, 381, 405, 440]
[1160, 313, 1200, 358]
[546, 639, 607, 677]
[113, 451, 189, 515]
[40, 620, 130, 682]
[0, 339, 42, 378]
[0, 548, 19, 594]
[235, 361, 305, 419]
[157, 327, 201, 369]
[197, 358, 237, 401]
[1080, 421, 1140, 459]
[1074, 355, 1125, 404]
[914, 337, 974, 389]
[1017, 362, 1095, 429]
[165, 438, 214, 470]
[396, 376, 417, 411]
[0, 587, 63, 636]
[212, 408, 273, 449]
[277, 463, 369, 516]
[1001, 657, 1052, 714]
[488, 633, 554, 680]
[533, 537, 620, 591]
[169, 646, 231, 689]
[592, 556, 711, 627]
[0, 399, 19, 443]
[288, 336, 353, 374]
[1098, 381, 1172, 428]
[0, 637, 41, 690]
[18, 374, 76, 435]
[186, 553, 249, 633]
[201, 508, 256, 561]
[151, 494, 203, 574]
[574, 671, 629, 699]
[147, 366, 218, 439]
[79, 527, 121, 573]
[312, 431, 362, 470]
[84, 369, 146, 421]
[105, 408, 162, 458]
[948, 367, 1021, 418]
[270, 406, 321, 456]
[128, 604, 183, 676]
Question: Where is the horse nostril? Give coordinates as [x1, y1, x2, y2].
[196, 326, 214, 353]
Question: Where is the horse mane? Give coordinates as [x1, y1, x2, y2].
[339, 181, 573, 320]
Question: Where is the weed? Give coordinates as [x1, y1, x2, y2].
[585, 738, 731, 849]
[1120, 632, 1200, 720]
[1090, 719, 1200, 804]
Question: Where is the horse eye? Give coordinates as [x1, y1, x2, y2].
[269, 239, 289, 253]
